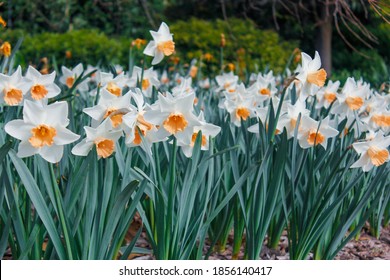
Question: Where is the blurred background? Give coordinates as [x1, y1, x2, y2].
[0, 0, 389, 85]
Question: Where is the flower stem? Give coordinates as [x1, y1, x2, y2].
[49, 163, 73, 260]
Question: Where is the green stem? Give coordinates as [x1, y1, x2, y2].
[49, 163, 73, 260]
[165, 137, 177, 259]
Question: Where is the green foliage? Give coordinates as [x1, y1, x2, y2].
[170, 18, 298, 73]
[1, 29, 131, 67]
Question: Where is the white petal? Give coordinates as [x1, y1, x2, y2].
[352, 142, 370, 154]
[143, 41, 156, 56]
[54, 127, 80, 145]
[350, 153, 370, 169]
[17, 141, 38, 158]
[71, 139, 94, 156]
[23, 100, 45, 125]
[40, 145, 64, 163]
[151, 51, 164, 65]
[5, 120, 34, 140]
[45, 101, 69, 126]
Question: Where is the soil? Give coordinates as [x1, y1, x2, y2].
[127, 217, 390, 260]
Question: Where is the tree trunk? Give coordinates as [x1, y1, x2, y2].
[316, 4, 333, 76]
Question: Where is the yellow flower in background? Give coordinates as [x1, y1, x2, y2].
[203, 53, 213, 62]
[0, 41, 11, 57]
[220, 33, 226, 48]
[227, 63, 235, 72]
[0, 16, 6, 27]
[131, 38, 147, 49]
[65, 50, 72, 59]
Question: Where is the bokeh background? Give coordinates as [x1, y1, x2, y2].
[1, 0, 389, 85]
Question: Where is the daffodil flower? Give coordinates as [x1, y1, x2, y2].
[59, 63, 89, 92]
[128, 66, 160, 98]
[0, 66, 32, 106]
[297, 116, 338, 149]
[176, 112, 221, 158]
[71, 120, 122, 159]
[83, 89, 135, 129]
[315, 80, 340, 109]
[278, 99, 310, 139]
[122, 89, 166, 149]
[296, 51, 327, 99]
[332, 77, 369, 118]
[215, 72, 238, 93]
[224, 86, 255, 127]
[362, 108, 390, 134]
[144, 22, 175, 65]
[247, 74, 277, 105]
[95, 71, 128, 97]
[25, 66, 61, 101]
[143, 92, 200, 136]
[4, 100, 80, 163]
[351, 132, 390, 172]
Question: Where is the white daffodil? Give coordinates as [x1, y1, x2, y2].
[59, 63, 89, 92]
[172, 77, 195, 97]
[71, 119, 122, 159]
[0, 66, 32, 106]
[247, 74, 277, 105]
[362, 108, 390, 134]
[160, 70, 170, 85]
[351, 132, 390, 172]
[4, 100, 80, 163]
[199, 78, 210, 89]
[122, 89, 167, 151]
[278, 99, 310, 139]
[332, 77, 369, 118]
[176, 112, 221, 157]
[128, 66, 160, 98]
[296, 51, 327, 99]
[224, 87, 255, 127]
[297, 116, 338, 149]
[25, 66, 61, 101]
[215, 72, 238, 93]
[342, 115, 369, 138]
[315, 80, 340, 109]
[85, 65, 99, 83]
[143, 22, 175, 65]
[83, 89, 134, 129]
[143, 92, 200, 137]
[364, 92, 389, 113]
[95, 71, 128, 97]
[248, 96, 287, 135]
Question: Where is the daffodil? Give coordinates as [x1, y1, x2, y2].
[0, 66, 32, 106]
[122, 89, 167, 151]
[4, 100, 80, 163]
[315, 80, 340, 109]
[25, 66, 61, 101]
[297, 116, 338, 149]
[95, 71, 128, 97]
[278, 99, 310, 139]
[83, 89, 134, 129]
[144, 22, 175, 65]
[215, 72, 238, 93]
[351, 132, 390, 172]
[128, 66, 160, 98]
[143, 92, 200, 136]
[296, 51, 327, 99]
[362, 108, 390, 134]
[247, 74, 277, 105]
[224, 85, 255, 127]
[332, 77, 369, 118]
[176, 112, 221, 157]
[71, 119, 122, 159]
[59, 63, 89, 92]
